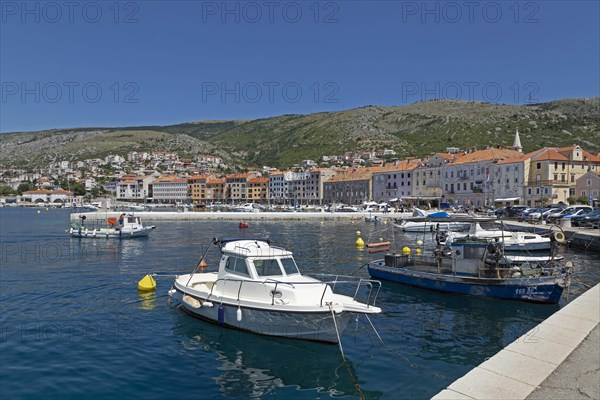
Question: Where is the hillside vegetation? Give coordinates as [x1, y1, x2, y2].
[1, 98, 598, 169]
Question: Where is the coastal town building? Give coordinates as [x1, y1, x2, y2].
[411, 152, 463, 202]
[575, 171, 600, 203]
[268, 169, 336, 205]
[188, 175, 208, 203]
[116, 175, 154, 201]
[21, 189, 74, 204]
[441, 148, 522, 206]
[225, 173, 255, 202]
[206, 178, 226, 202]
[371, 160, 419, 203]
[520, 145, 600, 206]
[151, 176, 189, 203]
[323, 167, 378, 205]
[247, 177, 269, 201]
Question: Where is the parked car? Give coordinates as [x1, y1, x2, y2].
[583, 215, 600, 229]
[546, 205, 594, 223]
[518, 207, 543, 220]
[504, 206, 529, 219]
[570, 209, 600, 227]
[526, 207, 551, 220]
[494, 206, 508, 217]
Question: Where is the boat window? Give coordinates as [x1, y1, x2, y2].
[127, 217, 136, 223]
[280, 257, 300, 275]
[225, 257, 250, 277]
[254, 259, 283, 277]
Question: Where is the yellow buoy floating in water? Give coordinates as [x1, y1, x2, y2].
[138, 274, 156, 291]
[415, 248, 421, 255]
[402, 246, 411, 255]
[356, 230, 365, 249]
[37, 210, 41, 214]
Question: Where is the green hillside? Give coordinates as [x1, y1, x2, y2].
[1, 98, 598, 169]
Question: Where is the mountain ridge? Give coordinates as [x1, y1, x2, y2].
[1, 98, 598, 169]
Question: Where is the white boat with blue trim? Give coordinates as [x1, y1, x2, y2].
[168, 238, 382, 343]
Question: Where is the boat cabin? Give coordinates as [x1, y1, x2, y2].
[218, 239, 305, 282]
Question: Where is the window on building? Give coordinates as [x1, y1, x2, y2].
[537, 163, 541, 169]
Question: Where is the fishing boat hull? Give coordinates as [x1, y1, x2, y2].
[69, 226, 155, 238]
[367, 262, 565, 304]
[170, 287, 352, 343]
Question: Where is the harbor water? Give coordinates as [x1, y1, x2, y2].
[1, 208, 599, 399]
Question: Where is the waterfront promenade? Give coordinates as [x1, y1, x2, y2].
[432, 283, 600, 399]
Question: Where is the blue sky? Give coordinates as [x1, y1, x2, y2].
[1, 0, 598, 132]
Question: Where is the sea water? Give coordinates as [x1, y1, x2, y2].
[1, 208, 598, 399]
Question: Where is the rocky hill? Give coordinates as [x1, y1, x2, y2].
[1, 98, 598, 169]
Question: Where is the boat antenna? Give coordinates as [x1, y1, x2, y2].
[186, 241, 215, 286]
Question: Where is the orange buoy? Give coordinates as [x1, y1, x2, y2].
[367, 242, 391, 248]
[198, 258, 208, 268]
[239, 221, 249, 229]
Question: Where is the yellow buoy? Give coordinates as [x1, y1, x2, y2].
[138, 274, 156, 291]
[415, 248, 421, 255]
[37, 210, 41, 214]
[356, 237, 365, 248]
[46, 207, 49, 211]
[416, 240, 423, 247]
[402, 246, 411, 255]
[356, 231, 361, 236]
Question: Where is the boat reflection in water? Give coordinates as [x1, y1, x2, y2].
[171, 314, 383, 399]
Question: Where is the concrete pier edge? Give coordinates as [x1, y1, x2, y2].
[432, 283, 600, 400]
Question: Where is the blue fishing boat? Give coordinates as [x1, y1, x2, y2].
[367, 219, 571, 304]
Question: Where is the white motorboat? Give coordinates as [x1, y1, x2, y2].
[69, 214, 156, 238]
[394, 208, 472, 232]
[444, 223, 552, 251]
[168, 238, 382, 343]
[230, 203, 259, 212]
[396, 219, 471, 232]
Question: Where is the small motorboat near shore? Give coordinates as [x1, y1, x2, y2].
[168, 238, 382, 343]
[68, 214, 156, 238]
[443, 223, 553, 251]
[394, 209, 487, 232]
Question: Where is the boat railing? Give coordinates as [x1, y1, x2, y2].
[311, 273, 381, 308]
[204, 274, 381, 309]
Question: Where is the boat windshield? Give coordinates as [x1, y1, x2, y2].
[279, 257, 299, 275]
[253, 259, 283, 277]
[225, 256, 251, 277]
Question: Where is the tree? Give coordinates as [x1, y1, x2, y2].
[17, 182, 34, 195]
[576, 195, 589, 205]
[0, 184, 15, 196]
[90, 186, 106, 198]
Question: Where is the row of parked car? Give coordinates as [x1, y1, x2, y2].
[494, 205, 600, 228]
